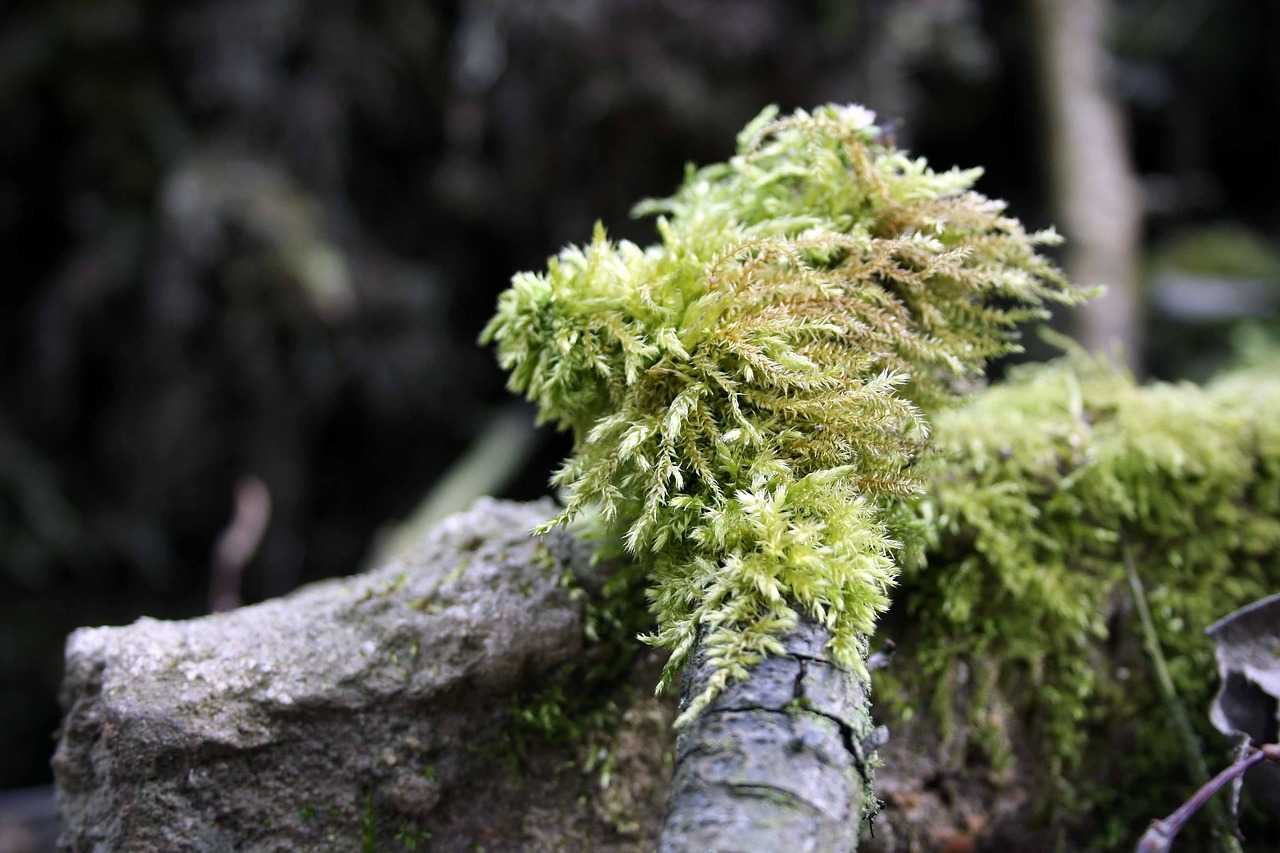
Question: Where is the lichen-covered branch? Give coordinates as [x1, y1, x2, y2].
[659, 620, 878, 853]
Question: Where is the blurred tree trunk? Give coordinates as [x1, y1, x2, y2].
[1030, 0, 1143, 371]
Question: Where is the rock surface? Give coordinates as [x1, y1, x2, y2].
[52, 495, 1083, 852]
[53, 498, 673, 852]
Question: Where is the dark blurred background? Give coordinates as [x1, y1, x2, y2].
[2, 0, 1279, 839]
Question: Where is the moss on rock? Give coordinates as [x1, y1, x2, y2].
[875, 355, 1280, 847]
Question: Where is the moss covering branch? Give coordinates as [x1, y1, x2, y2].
[483, 104, 1082, 728]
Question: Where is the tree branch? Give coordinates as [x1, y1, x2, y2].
[658, 619, 878, 852]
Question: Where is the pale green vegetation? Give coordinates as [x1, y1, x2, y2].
[483, 104, 1280, 848]
[483, 104, 1083, 722]
[880, 352, 1280, 844]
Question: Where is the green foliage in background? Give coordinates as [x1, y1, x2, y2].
[879, 352, 1280, 844]
[483, 104, 1082, 721]
[1154, 225, 1280, 282]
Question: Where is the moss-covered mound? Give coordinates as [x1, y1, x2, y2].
[878, 355, 1280, 847]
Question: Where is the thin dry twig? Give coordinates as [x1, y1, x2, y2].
[1123, 537, 1242, 852]
[1136, 743, 1280, 853]
[208, 476, 272, 613]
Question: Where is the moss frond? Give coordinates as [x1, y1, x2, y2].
[483, 104, 1082, 717]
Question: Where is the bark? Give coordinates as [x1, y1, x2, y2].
[1030, 0, 1144, 370]
[658, 620, 877, 853]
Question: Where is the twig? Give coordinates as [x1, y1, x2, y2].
[209, 476, 272, 612]
[1122, 537, 1241, 853]
[374, 405, 538, 562]
[1136, 744, 1280, 852]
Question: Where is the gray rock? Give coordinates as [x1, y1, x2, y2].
[53, 498, 669, 852]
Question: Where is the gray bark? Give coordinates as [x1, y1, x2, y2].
[658, 621, 877, 853]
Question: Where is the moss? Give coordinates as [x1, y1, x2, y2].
[442, 557, 470, 585]
[483, 103, 1082, 723]
[480, 101, 1276, 845]
[351, 792, 437, 852]
[406, 596, 441, 614]
[392, 824, 433, 850]
[503, 554, 652, 762]
[360, 793, 377, 853]
[531, 540, 558, 578]
[876, 355, 1280, 847]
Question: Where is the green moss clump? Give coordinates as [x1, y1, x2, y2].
[503, 557, 652, 758]
[483, 104, 1081, 721]
[482, 100, 1277, 846]
[879, 355, 1280, 843]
